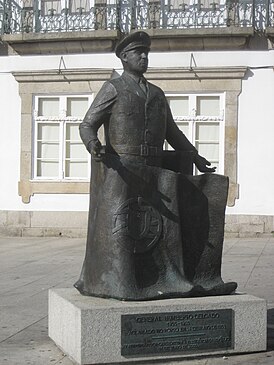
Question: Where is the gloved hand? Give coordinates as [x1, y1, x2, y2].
[88, 139, 103, 162]
[194, 153, 216, 173]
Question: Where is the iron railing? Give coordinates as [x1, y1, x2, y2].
[0, 0, 273, 35]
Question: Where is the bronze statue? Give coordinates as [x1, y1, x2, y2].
[74, 31, 237, 300]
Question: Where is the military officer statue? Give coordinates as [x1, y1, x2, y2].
[75, 31, 237, 300]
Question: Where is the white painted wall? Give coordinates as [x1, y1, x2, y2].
[0, 50, 273, 214]
[0, 74, 22, 210]
[228, 67, 274, 215]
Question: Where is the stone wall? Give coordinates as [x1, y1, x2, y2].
[0, 211, 273, 238]
[225, 215, 274, 238]
[0, 211, 88, 238]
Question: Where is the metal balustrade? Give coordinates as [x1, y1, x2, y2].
[0, 0, 273, 35]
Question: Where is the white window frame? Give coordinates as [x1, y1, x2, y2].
[32, 94, 92, 181]
[166, 92, 225, 174]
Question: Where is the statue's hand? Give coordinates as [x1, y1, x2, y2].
[88, 139, 103, 162]
[194, 153, 216, 173]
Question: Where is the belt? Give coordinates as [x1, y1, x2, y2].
[112, 144, 162, 157]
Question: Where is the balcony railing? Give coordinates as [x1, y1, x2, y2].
[0, 0, 273, 35]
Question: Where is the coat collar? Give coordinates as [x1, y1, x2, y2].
[121, 71, 148, 100]
[120, 72, 159, 104]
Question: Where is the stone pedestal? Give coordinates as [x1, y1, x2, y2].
[48, 289, 267, 365]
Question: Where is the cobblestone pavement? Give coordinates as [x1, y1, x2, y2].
[0, 236, 274, 365]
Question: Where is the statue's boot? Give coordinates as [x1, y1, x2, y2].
[192, 281, 237, 297]
[205, 281, 238, 296]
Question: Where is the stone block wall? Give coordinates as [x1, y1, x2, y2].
[225, 215, 274, 238]
[0, 211, 273, 238]
[0, 211, 88, 237]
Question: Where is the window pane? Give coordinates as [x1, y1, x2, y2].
[23, 0, 34, 6]
[69, 0, 92, 13]
[38, 98, 59, 117]
[196, 123, 219, 141]
[168, 97, 189, 116]
[37, 161, 59, 177]
[201, 0, 220, 9]
[197, 96, 220, 116]
[197, 143, 219, 160]
[37, 123, 59, 141]
[34, 95, 91, 180]
[41, 0, 62, 15]
[67, 98, 89, 117]
[65, 161, 88, 178]
[66, 124, 80, 140]
[37, 142, 59, 159]
[66, 142, 88, 159]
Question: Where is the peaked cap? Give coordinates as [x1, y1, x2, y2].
[115, 31, 151, 58]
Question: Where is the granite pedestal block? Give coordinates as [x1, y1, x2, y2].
[48, 289, 267, 365]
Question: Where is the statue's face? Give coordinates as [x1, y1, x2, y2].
[121, 47, 149, 76]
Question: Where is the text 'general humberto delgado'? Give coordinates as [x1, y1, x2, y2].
[121, 309, 233, 356]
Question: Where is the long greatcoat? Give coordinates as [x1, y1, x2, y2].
[74, 72, 236, 300]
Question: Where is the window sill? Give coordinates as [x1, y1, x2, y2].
[18, 180, 90, 203]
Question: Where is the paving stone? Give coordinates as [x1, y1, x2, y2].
[0, 317, 71, 365]
[0, 236, 273, 365]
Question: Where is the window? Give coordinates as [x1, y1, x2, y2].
[15, 68, 243, 205]
[41, 0, 62, 15]
[40, 0, 94, 15]
[69, 0, 94, 14]
[166, 93, 225, 174]
[33, 95, 92, 180]
[14, 68, 113, 204]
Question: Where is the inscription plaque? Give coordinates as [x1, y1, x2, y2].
[121, 309, 233, 356]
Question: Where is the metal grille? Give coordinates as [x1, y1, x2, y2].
[0, 0, 273, 34]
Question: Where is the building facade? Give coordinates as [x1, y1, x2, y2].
[0, 0, 274, 237]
